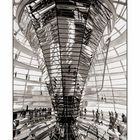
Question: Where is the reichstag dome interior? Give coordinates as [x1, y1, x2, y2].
[13, 0, 127, 139]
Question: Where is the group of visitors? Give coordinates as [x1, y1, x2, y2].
[101, 95, 107, 102]
[80, 108, 127, 127]
[28, 107, 52, 121]
[80, 108, 127, 139]
[92, 109, 104, 125]
[13, 106, 52, 138]
[108, 111, 118, 131]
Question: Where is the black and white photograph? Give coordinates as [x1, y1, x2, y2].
[12, 0, 127, 139]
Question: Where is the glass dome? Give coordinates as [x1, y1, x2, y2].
[13, 0, 127, 139]
[13, 0, 127, 112]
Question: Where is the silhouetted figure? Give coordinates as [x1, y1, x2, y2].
[15, 54, 18, 60]
[15, 72, 17, 78]
[48, 108, 52, 118]
[109, 114, 116, 131]
[35, 109, 37, 118]
[104, 97, 106, 102]
[115, 111, 118, 120]
[109, 111, 111, 117]
[101, 96, 104, 101]
[124, 116, 127, 123]
[101, 110, 103, 119]
[111, 112, 114, 117]
[95, 109, 100, 123]
[26, 105, 28, 112]
[84, 108, 87, 119]
[92, 109, 95, 121]
[122, 113, 124, 122]
[117, 124, 121, 133]
[26, 74, 28, 80]
[31, 110, 33, 120]
[109, 115, 113, 129]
